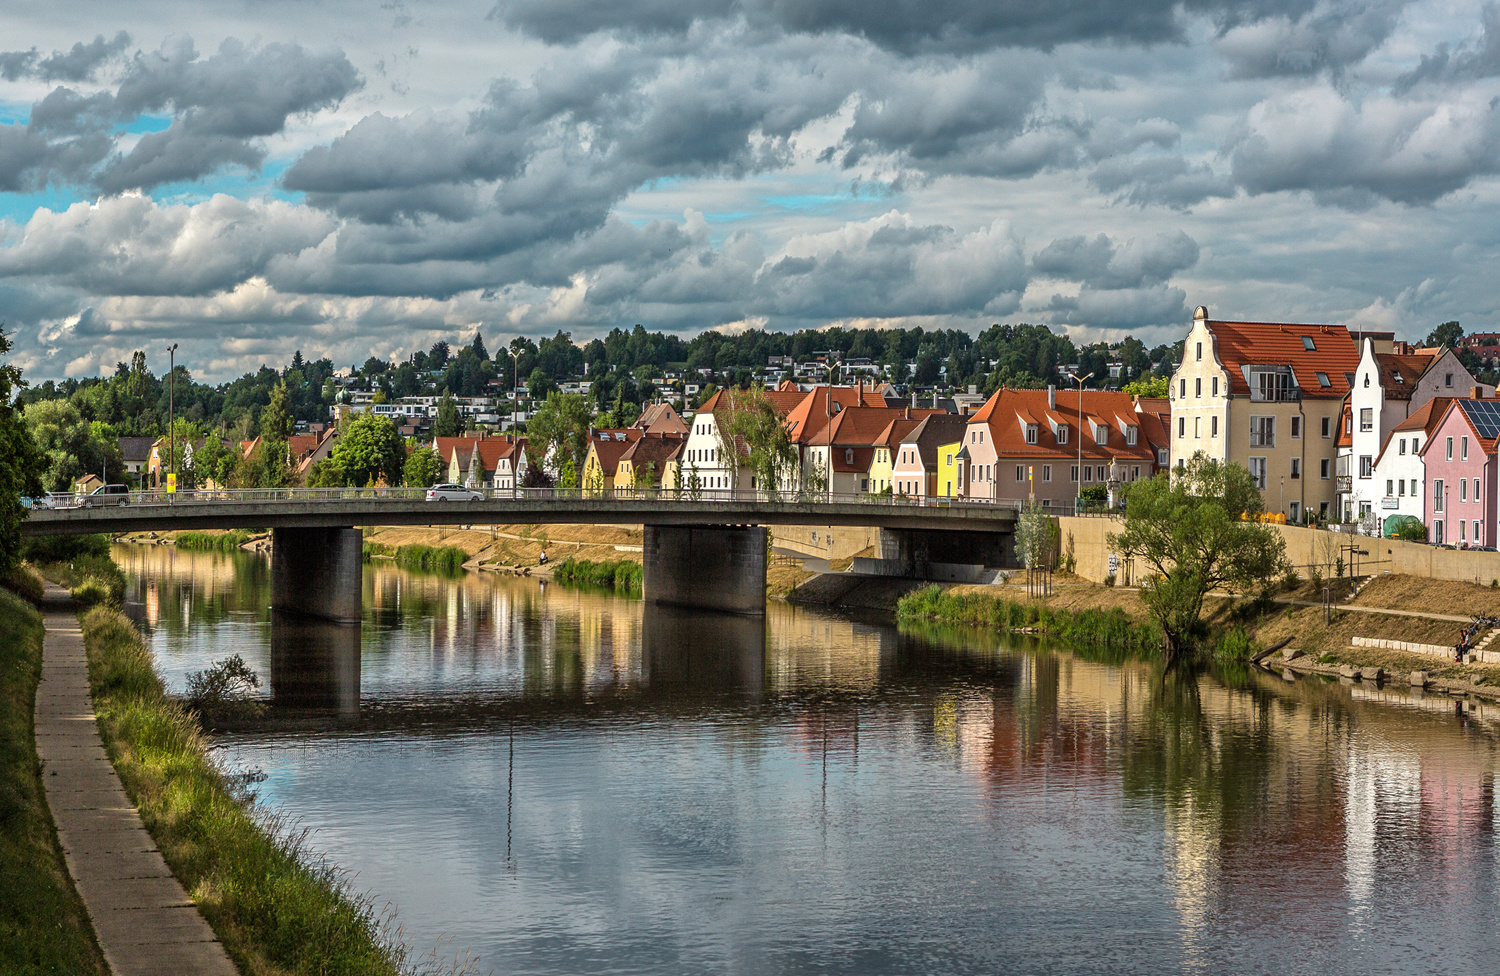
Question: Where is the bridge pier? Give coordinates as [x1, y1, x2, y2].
[270, 610, 361, 718]
[643, 524, 766, 615]
[270, 527, 363, 624]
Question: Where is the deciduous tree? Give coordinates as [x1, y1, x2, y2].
[329, 414, 405, 488]
[1110, 456, 1288, 672]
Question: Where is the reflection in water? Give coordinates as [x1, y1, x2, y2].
[269, 611, 361, 718]
[118, 544, 1500, 976]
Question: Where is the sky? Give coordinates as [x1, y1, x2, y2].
[2, 1, 1499, 382]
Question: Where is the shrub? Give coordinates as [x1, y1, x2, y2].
[175, 530, 255, 552]
[392, 544, 469, 575]
[185, 654, 264, 721]
[21, 534, 109, 563]
[552, 557, 644, 595]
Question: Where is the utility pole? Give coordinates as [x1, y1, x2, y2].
[167, 343, 179, 494]
[1069, 371, 1094, 513]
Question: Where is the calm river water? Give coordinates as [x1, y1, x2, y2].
[118, 543, 1500, 975]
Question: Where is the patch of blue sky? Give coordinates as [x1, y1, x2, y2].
[143, 157, 301, 207]
[0, 187, 82, 227]
[117, 114, 172, 135]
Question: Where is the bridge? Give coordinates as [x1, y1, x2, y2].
[24, 488, 1020, 619]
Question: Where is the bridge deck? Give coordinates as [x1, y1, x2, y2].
[22, 489, 1022, 537]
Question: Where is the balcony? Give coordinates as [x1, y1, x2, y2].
[1248, 388, 1301, 403]
[1335, 475, 1352, 493]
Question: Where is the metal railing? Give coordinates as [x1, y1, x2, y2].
[34, 486, 1040, 512]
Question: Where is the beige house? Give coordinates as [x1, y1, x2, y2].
[1169, 306, 1365, 523]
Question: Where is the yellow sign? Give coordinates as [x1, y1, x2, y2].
[166, 473, 177, 493]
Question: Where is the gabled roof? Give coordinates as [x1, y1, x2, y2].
[1373, 352, 1434, 399]
[783, 385, 887, 443]
[470, 435, 524, 474]
[831, 446, 876, 473]
[897, 413, 970, 469]
[1373, 397, 1452, 468]
[118, 436, 156, 462]
[587, 429, 643, 471]
[618, 432, 685, 469]
[434, 435, 485, 464]
[872, 417, 925, 451]
[633, 402, 690, 436]
[1204, 320, 1361, 398]
[1420, 399, 1500, 457]
[809, 406, 942, 447]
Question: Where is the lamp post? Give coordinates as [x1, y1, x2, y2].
[825, 353, 841, 504]
[1069, 371, 1094, 513]
[166, 342, 179, 493]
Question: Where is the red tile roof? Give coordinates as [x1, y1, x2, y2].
[1373, 352, 1435, 400]
[809, 406, 943, 447]
[1374, 397, 1453, 467]
[967, 389, 1160, 464]
[1205, 320, 1361, 399]
[783, 386, 887, 444]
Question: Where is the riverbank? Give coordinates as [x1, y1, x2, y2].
[77, 602, 411, 975]
[0, 585, 108, 974]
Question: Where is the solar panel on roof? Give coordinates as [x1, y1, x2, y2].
[1460, 399, 1500, 439]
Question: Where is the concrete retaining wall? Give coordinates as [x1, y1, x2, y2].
[850, 557, 988, 582]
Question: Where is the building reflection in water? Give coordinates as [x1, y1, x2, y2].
[270, 610, 361, 718]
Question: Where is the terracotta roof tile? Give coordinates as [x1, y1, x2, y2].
[1205, 320, 1362, 398]
[970, 390, 1159, 463]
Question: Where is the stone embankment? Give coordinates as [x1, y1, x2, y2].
[1264, 645, 1500, 701]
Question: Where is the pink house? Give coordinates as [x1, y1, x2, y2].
[1419, 398, 1500, 547]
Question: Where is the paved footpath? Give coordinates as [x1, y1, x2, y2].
[35, 585, 238, 976]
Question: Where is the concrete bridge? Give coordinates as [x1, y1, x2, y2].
[24, 488, 1020, 619]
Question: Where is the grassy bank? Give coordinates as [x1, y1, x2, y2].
[174, 530, 255, 552]
[898, 585, 1163, 657]
[80, 604, 410, 975]
[0, 587, 108, 973]
[552, 556, 643, 595]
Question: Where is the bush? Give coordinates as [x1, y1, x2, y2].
[21, 534, 109, 563]
[392, 544, 469, 575]
[552, 557, 643, 595]
[896, 585, 1162, 659]
[185, 654, 264, 721]
[175, 531, 255, 552]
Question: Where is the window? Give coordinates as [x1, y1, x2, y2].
[1178, 416, 1185, 438]
[1412, 436, 1420, 451]
[1359, 456, 1372, 478]
[1359, 408, 1373, 432]
[1194, 417, 1201, 438]
[1364, 374, 1371, 388]
[1398, 479, 1405, 497]
[1126, 426, 1138, 445]
[1399, 438, 1406, 455]
[1302, 336, 1316, 350]
[1291, 458, 1301, 479]
[1195, 341, 1202, 361]
[1249, 416, 1275, 447]
[1071, 465, 1079, 482]
[1411, 478, 1418, 496]
[1248, 457, 1267, 490]
[1158, 449, 1169, 466]
[1042, 465, 1052, 482]
[1250, 368, 1295, 402]
[1321, 416, 1331, 437]
[1083, 466, 1092, 482]
[1435, 479, 1445, 512]
[1133, 466, 1140, 480]
[1461, 520, 1467, 542]
[1476, 477, 1482, 500]
[1386, 479, 1394, 496]
[1461, 479, 1468, 503]
[1025, 424, 1038, 445]
[1317, 372, 1331, 387]
[1290, 415, 1301, 438]
[1211, 416, 1218, 437]
[1016, 465, 1024, 481]
[1446, 373, 1454, 387]
[1321, 459, 1330, 479]
[1463, 436, 1469, 461]
[1195, 377, 1202, 398]
[1447, 436, 1454, 461]
[1057, 425, 1067, 445]
[1179, 378, 1186, 399]
[1212, 377, 1219, 396]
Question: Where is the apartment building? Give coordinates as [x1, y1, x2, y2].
[1421, 398, 1500, 547]
[1169, 306, 1360, 523]
[1369, 397, 1451, 533]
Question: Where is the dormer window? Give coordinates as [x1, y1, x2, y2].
[845, 448, 854, 465]
[1126, 426, 1138, 446]
[1025, 424, 1038, 445]
[1093, 423, 1107, 445]
[1302, 336, 1316, 351]
[1056, 425, 1068, 445]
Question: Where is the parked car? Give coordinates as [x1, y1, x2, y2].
[80, 484, 131, 507]
[425, 483, 483, 502]
[20, 492, 57, 510]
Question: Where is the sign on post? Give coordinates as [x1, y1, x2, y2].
[166, 473, 177, 493]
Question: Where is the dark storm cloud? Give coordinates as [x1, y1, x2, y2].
[491, 0, 1329, 54]
[1090, 155, 1236, 209]
[0, 32, 131, 83]
[0, 36, 360, 194]
[1033, 231, 1199, 289]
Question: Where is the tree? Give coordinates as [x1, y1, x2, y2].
[1014, 506, 1053, 573]
[526, 391, 594, 476]
[0, 330, 44, 571]
[24, 399, 121, 491]
[305, 456, 347, 488]
[471, 330, 488, 361]
[1109, 456, 1288, 673]
[403, 446, 443, 487]
[1426, 321, 1464, 349]
[329, 414, 405, 488]
[261, 380, 293, 442]
[1122, 375, 1170, 399]
[434, 391, 463, 438]
[717, 388, 797, 494]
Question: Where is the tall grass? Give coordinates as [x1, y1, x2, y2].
[0, 589, 108, 974]
[80, 604, 427, 976]
[552, 557, 643, 595]
[393, 544, 470, 575]
[38, 553, 126, 607]
[897, 585, 1163, 657]
[1, 562, 46, 604]
[174, 530, 255, 552]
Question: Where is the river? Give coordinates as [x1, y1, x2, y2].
[116, 543, 1500, 975]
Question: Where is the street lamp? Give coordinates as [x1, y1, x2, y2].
[166, 343, 179, 493]
[824, 353, 841, 504]
[1068, 371, 1094, 513]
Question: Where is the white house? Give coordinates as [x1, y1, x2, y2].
[681, 390, 749, 492]
[1368, 397, 1453, 534]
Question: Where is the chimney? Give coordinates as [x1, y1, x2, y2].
[968, 384, 977, 395]
[1047, 385, 1056, 410]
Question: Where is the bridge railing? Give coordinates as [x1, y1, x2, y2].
[45, 485, 1037, 512]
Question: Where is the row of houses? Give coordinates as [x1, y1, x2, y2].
[1170, 305, 1496, 542]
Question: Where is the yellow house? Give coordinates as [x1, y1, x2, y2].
[869, 417, 925, 494]
[613, 433, 683, 494]
[937, 440, 962, 497]
[582, 429, 641, 496]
